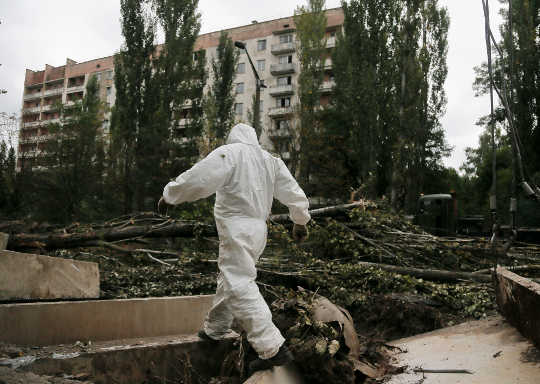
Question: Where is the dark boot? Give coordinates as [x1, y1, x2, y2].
[248, 344, 294, 375]
[198, 330, 220, 343]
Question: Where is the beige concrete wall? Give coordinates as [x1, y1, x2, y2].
[0, 250, 99, 301]
[494, 267, 540, 347]
[0, 295, 214, 346]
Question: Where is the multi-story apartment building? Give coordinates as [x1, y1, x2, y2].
[18, 7, 343, 170]
[20, 57, 115, 170]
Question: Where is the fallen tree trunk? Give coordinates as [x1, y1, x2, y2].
[7, 202, 364, 251]
[256, 261, 492, 286]
[353, 261, 492, 283]
[270, 202, 368, 223]
[7, 222, 217, 250]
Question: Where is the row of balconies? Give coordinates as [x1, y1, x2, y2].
[18, 134, 55, 145]
[22, 118, 61, 129]
[268, 80, 334, 98]
[23, 82, 81, 101]
[270, 37, 335, 55]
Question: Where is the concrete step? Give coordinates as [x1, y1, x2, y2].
[0, 250, 99, 301]
[0, 295, 213, 346]
[0, 334, 236, 384]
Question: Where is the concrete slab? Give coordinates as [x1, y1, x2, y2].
[387, 316, 540, 384]
[243, 364, 304, 384]
[0, 250, 99, 301]
[494, 267, 540, 347]
[0, 295, 214, 346]
[0, 233, 8, 250]
[0, 334, 236, 384]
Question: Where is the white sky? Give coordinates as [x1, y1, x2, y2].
[0, 0, 503, 170]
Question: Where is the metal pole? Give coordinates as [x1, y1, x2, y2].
[234, 41, 266, 138]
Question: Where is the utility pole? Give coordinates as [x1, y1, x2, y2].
[234, 41, 266, 138]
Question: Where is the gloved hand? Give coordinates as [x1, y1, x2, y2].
[292, 224, 308, 243]
[157, 197, 168, 215]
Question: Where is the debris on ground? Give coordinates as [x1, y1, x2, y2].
[2, 199, 540, 382]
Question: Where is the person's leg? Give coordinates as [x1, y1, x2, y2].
[203, 274, 234, 340]
[228, 281, 285, 359]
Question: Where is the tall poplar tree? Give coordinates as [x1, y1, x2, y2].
[111, 0, 156, 213]
[332, 0, 449, 210]
[200, 31, 238, 156]
[294, 0, 328, 188]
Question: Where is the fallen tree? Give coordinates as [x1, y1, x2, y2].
[6, 202, 366, 251]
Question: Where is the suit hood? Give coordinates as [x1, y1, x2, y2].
[226, 123, 259, 146]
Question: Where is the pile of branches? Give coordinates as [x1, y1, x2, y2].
[3, 199, 540, 381]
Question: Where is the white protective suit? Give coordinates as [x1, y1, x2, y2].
[162, 123, 310, 359]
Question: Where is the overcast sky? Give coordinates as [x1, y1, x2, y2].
[0, 0, 503, 170]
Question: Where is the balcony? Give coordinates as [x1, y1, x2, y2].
[270, 63, 296, 76]
[268, 128, 291, 138]
[44, 87, 63, 97]
[23, 106, 41, 114]
[326, 37, 336, 48]
[269, 84, 295, 97]
[37, 134, 55, 143]
[319, 80, 335, 94]
[268, 106, 294, 118]
[23, 92, 41, 101]
[20, 150, 38, 158]
[271, 42, 296, 55]
[177, 118, 192, 129]
[66, 85, 85, 94]
[23, 121, 42, 129]
[41, 103, 60, 112]
[19, 136, 38, 145]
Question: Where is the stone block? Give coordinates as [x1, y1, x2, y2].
[0, 233, 8, 250]
[0, 295, 213, 346]
[0, 250, 99, 301]
[494, 267, 540, 348]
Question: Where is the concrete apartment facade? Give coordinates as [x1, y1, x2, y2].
[19, 7, 343, 170]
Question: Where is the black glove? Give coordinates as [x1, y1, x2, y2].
[292, 224, 308, 243]
[157, 197, 168, 215]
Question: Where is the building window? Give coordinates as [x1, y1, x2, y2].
[257, 39, 267, 51]
[279, 55, 293, 64]
[278, 97, 291, 107]
[106, 87, 112, 96]
[237, 62, 246, 74]
[277, 120, 289, 130]
[235, 103, 243, 116]
[277, 76, 292, 86]
[236, 82, 244, 94]
[106, 71, 113, 80]
[279, 34, 293, 44]
[257, 59, 266, 72]
[95, 73, 101, 82]
[259, 100, 264, 114]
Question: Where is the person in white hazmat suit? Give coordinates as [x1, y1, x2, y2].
[159, 123, 310, 372]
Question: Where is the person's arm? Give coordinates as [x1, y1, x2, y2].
[162, 146, 234, 205]
[273, 158, 310, 226]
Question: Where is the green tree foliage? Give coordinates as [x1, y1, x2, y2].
[293, 0, 328, 187]
[111, 0, 156, 213]
[35, 76, 105, 222]
[199, 32, 238, 155]
[151, 0, 203, 190]
[112, 0, 203, 212]
[288, 0, 326, 188]
[331, 0, 450, 210]
[468, 0, 540, 223]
